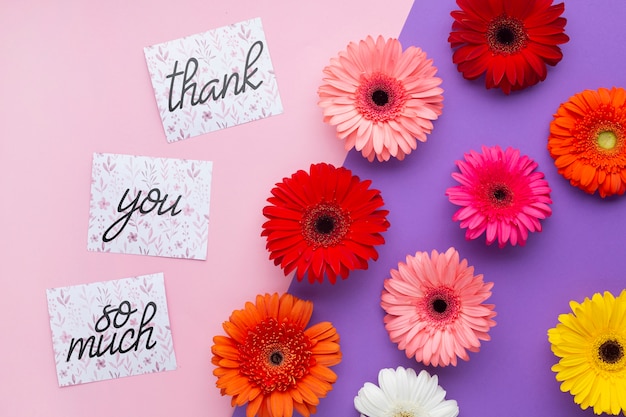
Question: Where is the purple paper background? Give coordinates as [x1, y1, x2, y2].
[234, 1, 626, 416]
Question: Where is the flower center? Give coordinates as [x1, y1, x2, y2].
[421, 287, 460, 327]
[238, 318, 315, 393]
[599, 340, 624, 364]
[572, 105, 626, 167]
[302, 202, 351, 248]
[496, 27, 515, 45]
[486, 15, 528, 54]
[372, 89, 389, 106]
[488, 183, 514, 208]
[598, 130, 618, 150]
[432, 298, 448, 313]
[390, 402, 427, 417]
[269, 351, 284, 366]
[315, 215, 335, 234]
[355, 72, 408, 122]
[591, 334, 626, 373]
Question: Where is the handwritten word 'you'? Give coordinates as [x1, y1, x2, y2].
[102, 188, 182, 243]
[66, 301, 158, 362]
[165, 40, 264, 112]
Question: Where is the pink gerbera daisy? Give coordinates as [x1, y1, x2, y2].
[381, 247, 496, 367]
[446, 145, 552, 248]
[318, 35, 444, 162]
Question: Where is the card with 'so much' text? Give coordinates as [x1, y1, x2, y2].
[144, 17, 283, 142]
[46, 273, 176, 386]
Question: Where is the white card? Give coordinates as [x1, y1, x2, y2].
[46, 273, 176, 386]
[87, 152, 212, 259]
[144, 17, 283, 142]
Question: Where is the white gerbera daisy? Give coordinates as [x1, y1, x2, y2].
[354, 367, 459, 417]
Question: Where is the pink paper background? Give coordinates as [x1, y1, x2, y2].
[0, 1, 412, 417]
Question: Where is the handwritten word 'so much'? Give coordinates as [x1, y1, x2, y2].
[66, 301, 158, 362]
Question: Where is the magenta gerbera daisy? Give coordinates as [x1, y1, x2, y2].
[318, 35, 444, 162]
[446, 145, 553, 248]
[381, 247, 496, 367]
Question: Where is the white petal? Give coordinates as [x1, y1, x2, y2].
[354, 382, 392, 417]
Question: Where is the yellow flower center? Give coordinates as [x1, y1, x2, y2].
[598, 131, 618, 150]
[572, 105, 626, 168]
[592, 334, 626, 372]
[391, 404, 424, 417]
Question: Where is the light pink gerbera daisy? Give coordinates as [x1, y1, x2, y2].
[318, 35, 444, 162]
[446, 145, 553, 248]
[381, 248, 496, 367]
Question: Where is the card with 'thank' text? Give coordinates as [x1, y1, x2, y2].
[144, 17, 283, 142]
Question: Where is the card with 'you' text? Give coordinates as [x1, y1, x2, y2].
[87, 152, 212, 259]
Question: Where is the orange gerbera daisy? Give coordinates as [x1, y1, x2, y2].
[548, 87, 626, 197]
[211, 293, 342, 417]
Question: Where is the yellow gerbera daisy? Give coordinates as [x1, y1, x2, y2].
[548, 290, 626, 415]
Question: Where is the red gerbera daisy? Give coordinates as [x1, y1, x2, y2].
[448, 0, 569, 94]
[262, 163, 390, 284]
[446, 145, 553, 247]
[548, 87, 626, 197]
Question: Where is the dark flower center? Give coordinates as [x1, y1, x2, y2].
[372, 89, 389, 106]
[432, 298, 448, 313]
[315, 215, 335, 234]
[270, 351, 284, 366]
[496, 27, 515, 45]
[422, 287, 460, 328]
[356, 72, 408, 122]
[239, 318, 314, 393]
[487, 183, 514, 208]
[599, 340, 624, 364]
[302, 202, 351, 248]
[493, 186, 509, 201]
[487, 15, 528, 54]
